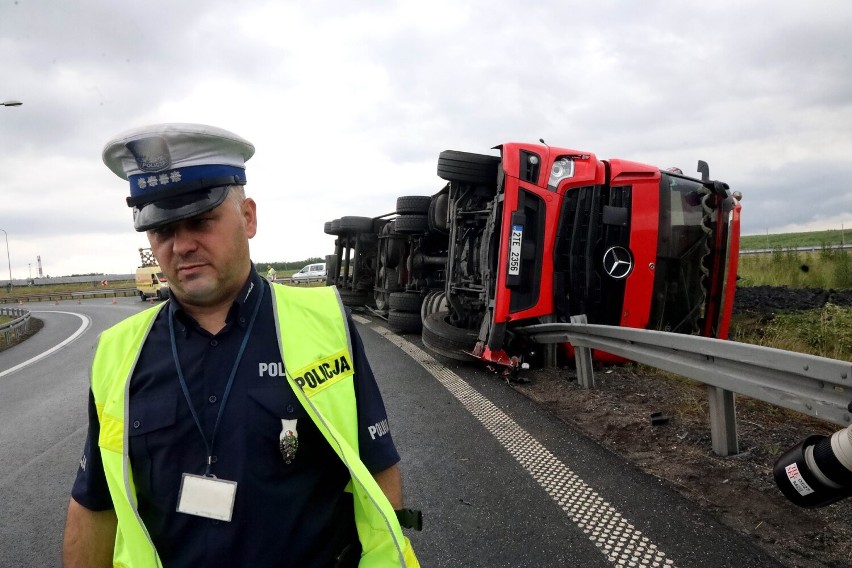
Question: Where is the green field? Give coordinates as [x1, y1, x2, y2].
[737, 248, 851, 289]
[740, 228, 849, 250]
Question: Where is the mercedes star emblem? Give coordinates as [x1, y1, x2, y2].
[602, 246, 633, 280]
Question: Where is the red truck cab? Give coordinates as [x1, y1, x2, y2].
[428, 142, 741, 366]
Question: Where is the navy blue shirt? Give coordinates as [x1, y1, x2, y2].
[72, 269, 400, 567]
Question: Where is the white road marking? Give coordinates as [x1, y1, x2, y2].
[0, 311, 91, 378]
[354, 314, 676, 567]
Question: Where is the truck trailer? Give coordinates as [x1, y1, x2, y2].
[324, 142, 741, 369]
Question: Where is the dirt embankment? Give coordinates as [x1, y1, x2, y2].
[513, 286, 852, 568]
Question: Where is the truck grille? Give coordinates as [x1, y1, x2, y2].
[553, 185, 632, 325]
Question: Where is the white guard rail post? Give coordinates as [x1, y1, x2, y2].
[514, 320, 852, 457]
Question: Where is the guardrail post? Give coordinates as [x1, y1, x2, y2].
[707, 385, 738, 456]
[570, 315, 595, 389]
[540, 315, 557, 368]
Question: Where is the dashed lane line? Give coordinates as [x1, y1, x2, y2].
[354, 314, 676, 568]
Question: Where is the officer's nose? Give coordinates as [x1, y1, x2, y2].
[171, 225, 199, 256]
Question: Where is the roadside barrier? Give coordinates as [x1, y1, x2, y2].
[0, 307, 31, 345]
[0, 287, 138, 305]
[516, 316, 852, 457]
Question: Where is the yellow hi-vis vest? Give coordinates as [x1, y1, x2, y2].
[90, 283, 419, 568]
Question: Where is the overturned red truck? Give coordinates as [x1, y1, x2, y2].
[323, 142, 741, 369]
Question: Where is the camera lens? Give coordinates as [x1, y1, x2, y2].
[774, 426, 852, 507]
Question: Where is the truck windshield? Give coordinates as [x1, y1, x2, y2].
[647, 173, 709, 333]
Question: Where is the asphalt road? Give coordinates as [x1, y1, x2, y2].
[0, 297, 785, 567]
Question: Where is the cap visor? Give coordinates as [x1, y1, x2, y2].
[133, 186, 231, 231]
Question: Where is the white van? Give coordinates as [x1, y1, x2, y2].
[136, 266, 170, 300]
[291, 263, 327, 284]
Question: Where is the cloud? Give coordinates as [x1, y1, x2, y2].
[2, 0, 852, 276]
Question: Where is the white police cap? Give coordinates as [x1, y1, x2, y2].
[102, 123, 255, 232]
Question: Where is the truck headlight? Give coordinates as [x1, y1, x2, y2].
[548, 157, 575, 189]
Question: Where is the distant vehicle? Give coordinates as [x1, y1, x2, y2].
[136, 248, 170, 300]
[291, 263, 327, 284]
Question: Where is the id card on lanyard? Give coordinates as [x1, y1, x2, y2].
[169, 282, 264, 521]
[177, 474, 238, 521]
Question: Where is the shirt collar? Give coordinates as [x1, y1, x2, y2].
[168, 263, 265, 334]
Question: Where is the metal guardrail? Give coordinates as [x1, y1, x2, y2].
[273, 277, 327, 286]
[740, 243, 852, 255]
[516, 317, 852, 456]
[0, 307, 31, 344]
[0, 287, 139, 304]
[1, 280, 325, 305]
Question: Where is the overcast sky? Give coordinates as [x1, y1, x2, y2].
[2, 1, 851, 278]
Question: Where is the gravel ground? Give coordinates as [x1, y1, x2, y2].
[512, 286, 852, 568]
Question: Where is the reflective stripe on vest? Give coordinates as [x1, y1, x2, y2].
[272, 284, 418, 567]
[90, 284, 418, 567]
[91, 303, 164, 568]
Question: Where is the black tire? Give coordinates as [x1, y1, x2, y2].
[388, 291, 422, 312]
[330, 219, 342, 235]
[387, 310, 422, 333]
[394, 214, 429, 234]
[421, 290, 449, 320]
[437, 150, 501, 185]
[338, 216, 375, 234]
[428, 193, 450, 233]
[323, 221, 334, 235]
[156, 289, 163, 300]
[337, 288, 369, 307]
[382, 267, 400, 290]
[139, 290, 146, 301]
[422, 311, 479, 361]
[396, 196, 431, 215]
[374, 267, 399, 312]
[383, 234, 407, 269]
[325, 254, 337, 285]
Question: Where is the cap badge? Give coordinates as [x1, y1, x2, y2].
[127, 136, 172, 172]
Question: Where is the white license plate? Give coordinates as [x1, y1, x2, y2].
[508, 225, 523, 276]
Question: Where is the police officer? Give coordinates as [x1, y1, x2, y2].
[62, 123, 419, 568]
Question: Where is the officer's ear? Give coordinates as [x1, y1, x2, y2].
[241, 197, 258, 239]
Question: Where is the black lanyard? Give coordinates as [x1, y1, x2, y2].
[168, 281, 265, 475]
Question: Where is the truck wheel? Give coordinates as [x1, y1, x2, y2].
[394, 215, 429, 234]
[374, 267, 399, 312]
[421, 290, 449, 320]
[325, 254, 338, 286]
[337, 289, 369, 307]
[396, 196, 431, 215]
[388, 291, 422, 312]
[428, 193, 450, 233]
[330, 219, 342, 235]
[383, 232, 407, 269]
[387, 310, 422, 334]
[139, 291, 146, 301]
[323, 221, 334, 235]
[338, 216, 375, 234]
[437, 150, 501, 185]
[422, 311, 478, 361]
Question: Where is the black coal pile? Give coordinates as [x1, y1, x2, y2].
[733, 285, 852, 315]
